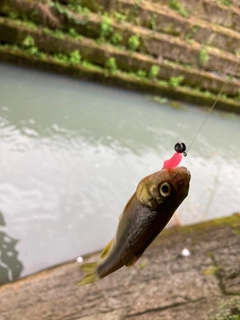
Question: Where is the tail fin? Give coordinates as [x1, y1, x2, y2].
[77, 262, 99, 286]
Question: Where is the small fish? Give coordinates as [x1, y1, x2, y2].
[78, 166, 191, 285]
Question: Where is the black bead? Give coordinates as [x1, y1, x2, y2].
[174, 142, 186, 154]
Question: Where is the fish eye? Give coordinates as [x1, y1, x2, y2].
[159, 182, 172, 197]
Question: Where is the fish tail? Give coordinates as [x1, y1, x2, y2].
[77, 262, 99, 286]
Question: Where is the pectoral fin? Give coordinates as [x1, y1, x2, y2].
[125, 254, 142, 268]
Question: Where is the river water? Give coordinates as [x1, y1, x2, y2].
[0, 63, 240, 283]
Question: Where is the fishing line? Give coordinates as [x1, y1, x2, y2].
[185, 58, 240, 156]
[166, 58, 239, 169]
[186, 81, 227, 154]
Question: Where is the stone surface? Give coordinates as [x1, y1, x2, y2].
[0, 214, 239, 320]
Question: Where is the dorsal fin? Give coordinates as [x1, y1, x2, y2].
[118, 193, 136, 221]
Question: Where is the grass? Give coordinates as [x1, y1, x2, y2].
[105, 57, 118, 73]
[168, 0, 189, 17]
[148, 65, 160, 80]
[214, 300, 240, 320]
[169, 75, 184, 87]
[216, 0, 233, 6]
[22, 35, 35, 47]
[113, 12, 127, 23]
[100, 15, 112, 39]
[137, 69, 147, 78]
[69, 50, 81, 65]
[150, 14, 157, 30]
[111, 32, 123, 45]
[199, 47, 209, 67]
[128, 34, 140, 51]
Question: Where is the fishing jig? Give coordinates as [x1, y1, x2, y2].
[162, 141, 187, 170]
[163, 55, 240, 171]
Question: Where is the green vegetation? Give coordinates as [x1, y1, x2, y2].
[169, 75, 184, 87]
[53, 30, 65, 39]
[214, 300, 240, 320]
[69, 28, 78, 38]
[22, 35, 35, 47]
[168, 0, 189, 18]
[204, 265, 219, 276]
[111, 32, 123, 45]
[100, 15, 113, 40]
[113, 12, 127, 23]
[8, 12, 18, 19]
[199, 47, 209, 66]
[236, 89, 240, 100]
[128, 34, 140, 51]
[52, 52, 69, 63]
[137, 69, 147, 78]
[50, 1, 65, 14]
[221, 93, 227, 100]
[148, 65, 160, 80]
[105, 57, 118, 73]
[150, 13, 157, 30]
[21, 35, 39, 55]
[148, 95, 169, 104]
[69, 50, 81, 65]
[67, 0, 90, 14]
[42, 27, 64, 39]
[216, 0, 233, 6]
[185, 24, 199, 41]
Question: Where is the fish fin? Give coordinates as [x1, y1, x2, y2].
[77, 273, 98, 286]
[118, 193, 136, 222]
[125, 255, 141, 268]
[78, 262, 99, 286]
[80, 262, 97, 274]
[122, 193, 135, 214]
[100, 238, 113, 259]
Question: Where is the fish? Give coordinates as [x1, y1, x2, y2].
[78, 166, 191, 286]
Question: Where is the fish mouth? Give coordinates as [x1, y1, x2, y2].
[168, 166, 191, 191]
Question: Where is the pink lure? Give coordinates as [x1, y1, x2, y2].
[162, 152, 182, 170]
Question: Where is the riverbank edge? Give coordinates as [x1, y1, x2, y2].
[0, 214, 239, 320]
[0, 0, 240, 113]
[1, 44, 240, 113]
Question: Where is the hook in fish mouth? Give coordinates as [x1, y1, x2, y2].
[167, 167, 191, 190]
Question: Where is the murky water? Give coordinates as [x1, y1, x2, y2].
[0, 63, 240, 283]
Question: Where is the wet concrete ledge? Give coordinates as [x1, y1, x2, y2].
[0, 214, 239, 320]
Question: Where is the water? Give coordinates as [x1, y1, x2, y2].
[0, 63, 240, 283]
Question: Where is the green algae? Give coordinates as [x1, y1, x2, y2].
[154, 213, 240, 243]
[204, 265, 220, 276]
[214, 298, 240, 320]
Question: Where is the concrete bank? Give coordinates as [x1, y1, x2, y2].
[0, 214, 239, 320]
